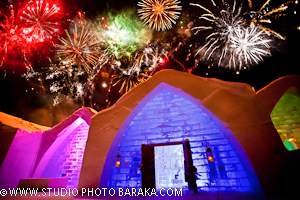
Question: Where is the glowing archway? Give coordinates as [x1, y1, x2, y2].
[101, 83, 262, 193]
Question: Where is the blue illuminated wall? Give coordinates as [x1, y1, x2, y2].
[107, 88, 258, 192]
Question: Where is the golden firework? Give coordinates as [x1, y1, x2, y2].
[56, 25, 102, 72]
[242, 0, 293, 40]
[113, 69, 150, 94]
[137, 0, 182, 31]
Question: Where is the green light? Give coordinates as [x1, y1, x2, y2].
[100, 9, 153, 59]
[284, 141, 297, 151]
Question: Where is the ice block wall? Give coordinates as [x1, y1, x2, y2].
[108, 89, 256, 192]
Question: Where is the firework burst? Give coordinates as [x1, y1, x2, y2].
[242, 0, 291, 40]
[102, 22, 135, 58]
[0, 2, 31, 69]
[112, 44, 161, 93]
[56, 25, 103, 73]
[137, 0, 182, 31]
[229, 26, 271, 69]
[46, 60, 86, 106]
[1, 0, 60, 70]
[113, 67, 150, 93]
[96, 10, 152, 59]
[20, 0, 61, 43]
[126, 44, 160, 76]
[190, 0, 244, 67]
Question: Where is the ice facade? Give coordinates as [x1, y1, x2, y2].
[41, 122, 90, 188]
[108, 89, 256, 192]
[271, 88, 300, 151]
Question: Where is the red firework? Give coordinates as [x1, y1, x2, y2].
[0, 1, 62, 71]
[20, 0, 61, 43]
[0, 3, 30, 69]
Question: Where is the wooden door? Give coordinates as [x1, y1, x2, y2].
[183, 139, 198, 193]
[141, 144, 155, 190]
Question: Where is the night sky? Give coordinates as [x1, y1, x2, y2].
[0, 0, 299, 127]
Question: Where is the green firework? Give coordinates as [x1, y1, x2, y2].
[96, 9, 153, 59]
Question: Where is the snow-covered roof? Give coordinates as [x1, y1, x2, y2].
[0, 112, 51, 132]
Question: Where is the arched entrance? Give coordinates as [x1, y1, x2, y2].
[101, 83, 262, 193]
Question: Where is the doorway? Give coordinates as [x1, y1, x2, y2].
[104, 87, 260, 193]
[141, 139, 197, 193]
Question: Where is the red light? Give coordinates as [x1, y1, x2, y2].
[116, 153, 121, 167]
[206, 147, 214, 162]
[208, 156, 214, 162]
[78, 11, 82, 16]
[74, 49, 80, 55]
[159, 57, 165, 63]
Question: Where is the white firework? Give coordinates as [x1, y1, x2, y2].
[190, 0, 244, 66]
[229, 26, 271, 69]
[45, 61, 86, 106]
[127, 44, 160, 76]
